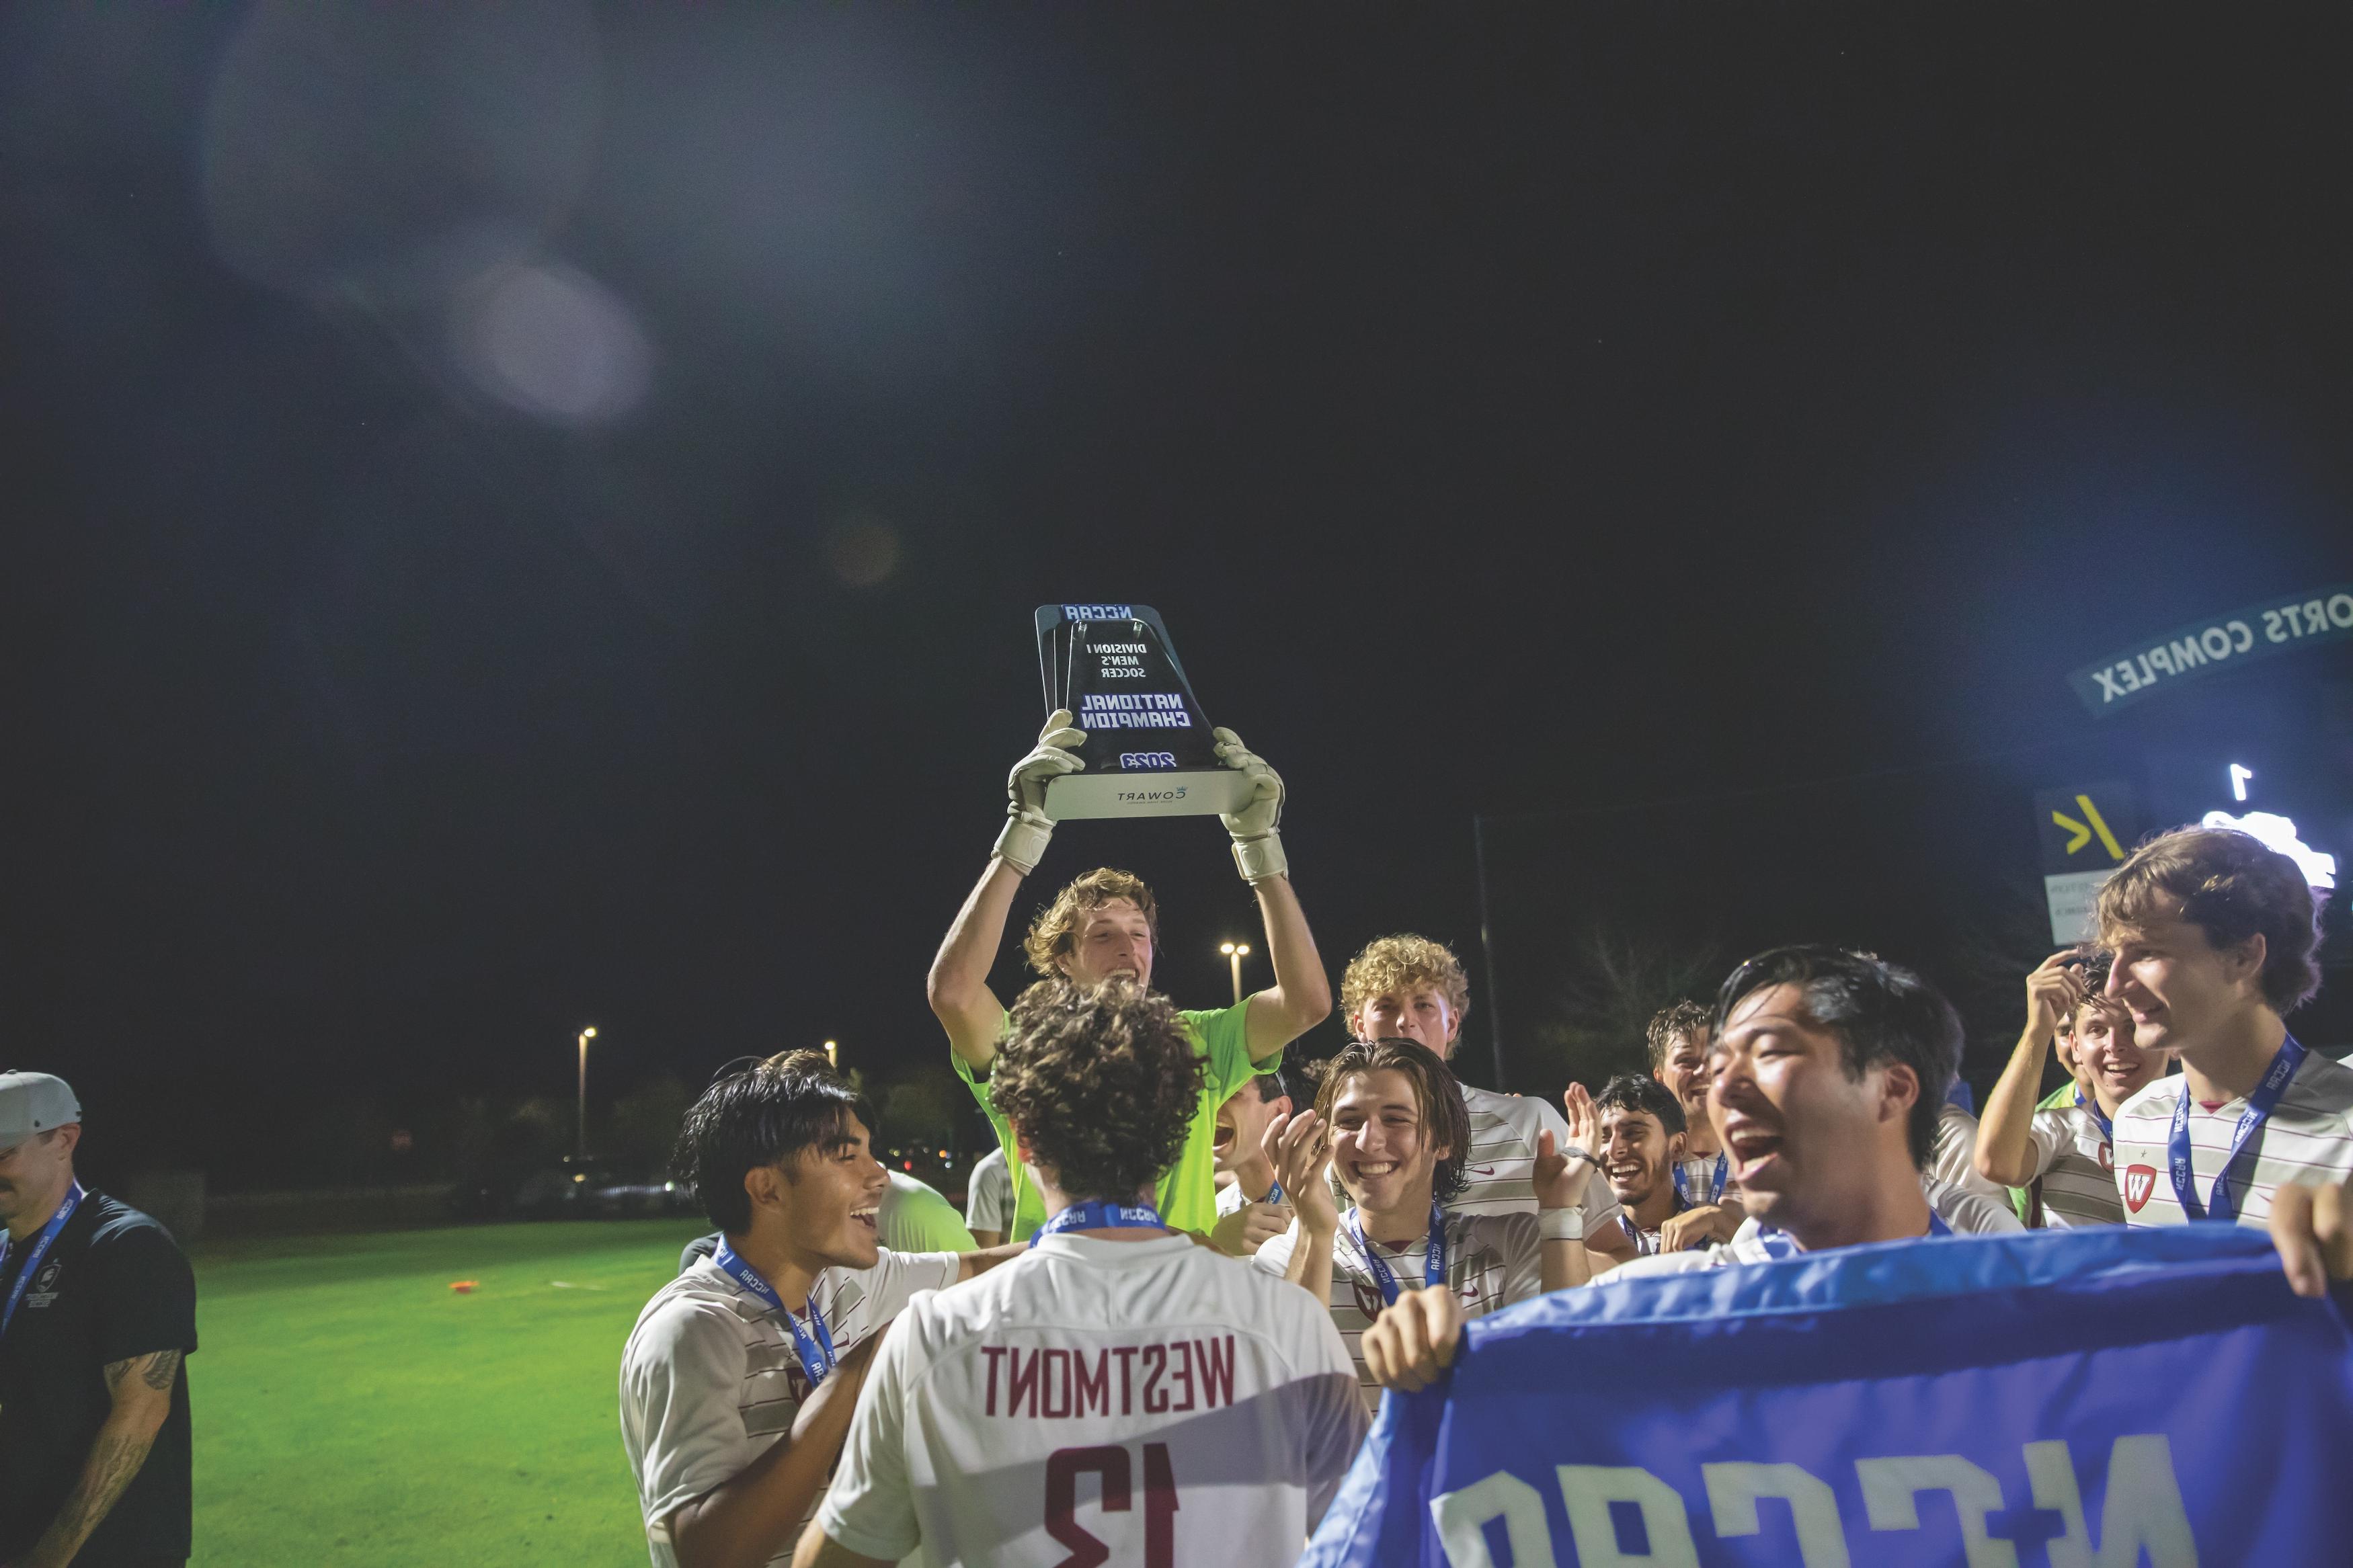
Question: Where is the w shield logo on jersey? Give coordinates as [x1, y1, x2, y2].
[2124, 1163, 2158, 1212]
[2099, 1141, 2115, 1172]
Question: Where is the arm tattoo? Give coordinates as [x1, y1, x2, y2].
[30, 1350, 178, 1563]
[28, 1426, 157, 1565]
[102, 1348, 182, 1393]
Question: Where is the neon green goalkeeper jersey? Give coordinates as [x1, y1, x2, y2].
[952, 1001, 1270, 1241]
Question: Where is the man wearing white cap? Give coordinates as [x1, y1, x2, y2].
[0, 1072, 197, 1568]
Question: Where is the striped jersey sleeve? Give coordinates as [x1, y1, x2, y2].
[2025, 1102, 2124, 1227]
[1449, 1085, 1623, 1231]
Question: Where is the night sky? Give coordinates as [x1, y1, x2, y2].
[4, 5, 2349, 1184]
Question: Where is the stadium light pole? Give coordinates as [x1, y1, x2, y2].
[575, 1027, 597, 1160]
[1220, 942, 1250, 1005]
[1472, 814, 1507, 1091]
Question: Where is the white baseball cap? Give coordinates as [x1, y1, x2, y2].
[0, 1072, 82, 1155]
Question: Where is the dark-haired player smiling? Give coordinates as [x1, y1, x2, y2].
[620, 1058, 1019, 1568]
[1255, 1037, 1597, 1409]
[1589, 1073, 1689, 1260]
[1361, 948, 2019, 1391]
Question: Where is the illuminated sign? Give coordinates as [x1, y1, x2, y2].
[2066, 583, 2353, 716]
[2200, 810, 2337, 891]
[2034, 782, 2139, 944]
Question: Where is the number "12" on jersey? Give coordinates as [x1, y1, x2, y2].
[1044, 1442, 1177, 1568]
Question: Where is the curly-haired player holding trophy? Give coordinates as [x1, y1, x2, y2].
[926, 707, 1331, 1244]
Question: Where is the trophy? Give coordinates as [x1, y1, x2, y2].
[1033, 604, 1257, 820]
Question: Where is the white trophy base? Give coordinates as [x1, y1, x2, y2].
[1043, 770, 1257, 821]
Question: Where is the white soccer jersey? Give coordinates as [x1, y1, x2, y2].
[1252, 1208, 1541, 1411]
[965, 1148, 1014, 1237]
[2023, 1098, 2124, 1229]
[813, 1233, 1368, 1568]
[619, 1247, 962, 1567]
[1453, 1084, 1624, 1235]
[2112, 1048, 2353, 1229]
[1601, 1178, 2024, 1282]
[1927, 1104, 2010, 1201]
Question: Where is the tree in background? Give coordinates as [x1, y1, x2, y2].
[871, 1062, 965, 1155]
[1530, 927, 1728, 1094]
[1940, 868, 2077, 1098]
[604, 1075, 694, 1165]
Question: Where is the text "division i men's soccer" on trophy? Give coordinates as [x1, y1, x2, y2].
[992, 604, 1285, 882]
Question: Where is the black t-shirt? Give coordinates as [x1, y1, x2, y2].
[0, 1190, 197, 1565]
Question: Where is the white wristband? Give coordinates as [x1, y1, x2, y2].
[993, 809, 1053, 876]
[1230, 830, 1288, 884]
[1538, 1206, 1585, 1242]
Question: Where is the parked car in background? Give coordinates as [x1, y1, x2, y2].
[580, 1162, 701, 1219]
[448, 1155, 694, 1221]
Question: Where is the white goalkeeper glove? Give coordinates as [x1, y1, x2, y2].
[1212, 727, 1287, 883]
[993, 710, 1085, 874]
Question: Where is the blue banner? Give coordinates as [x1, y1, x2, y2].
[1304, 1226, 2353, 1566]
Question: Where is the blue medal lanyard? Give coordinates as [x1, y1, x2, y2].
[2169, 1033, 2306, 1224]
[2074, 1087, 2114, 1145]
[713, 1241, 838, 1389]
[1, 1180, 85, 1339]
[1345, 1201, 1448, 1306]
[1031, 1198, 1166, 1243]
[1671, 1153, 1728, 1207]
[1622, 1181, 1696, 1255]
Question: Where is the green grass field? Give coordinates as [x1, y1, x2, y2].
[192, 1219, 707, 1566]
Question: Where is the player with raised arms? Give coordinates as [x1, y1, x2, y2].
[2096, 825, 2353, 1228]
[794, 981, 1367, 1568]
[1251, 1036, 1600, 1410]
[619, 1059, 1020, 1568]
[1973, 948, 2166, 1226]
[1340, 935, 1633, 1265]
[1359, 946, 2021, 1391]
[927, 712, 1330, 1242]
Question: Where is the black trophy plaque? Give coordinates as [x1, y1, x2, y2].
[1033, 604, 1256, 821]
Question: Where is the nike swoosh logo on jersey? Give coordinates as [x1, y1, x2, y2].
[1468, 1165, 1497, 1176]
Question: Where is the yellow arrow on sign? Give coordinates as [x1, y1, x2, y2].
[2051, 793, 2126, 862]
